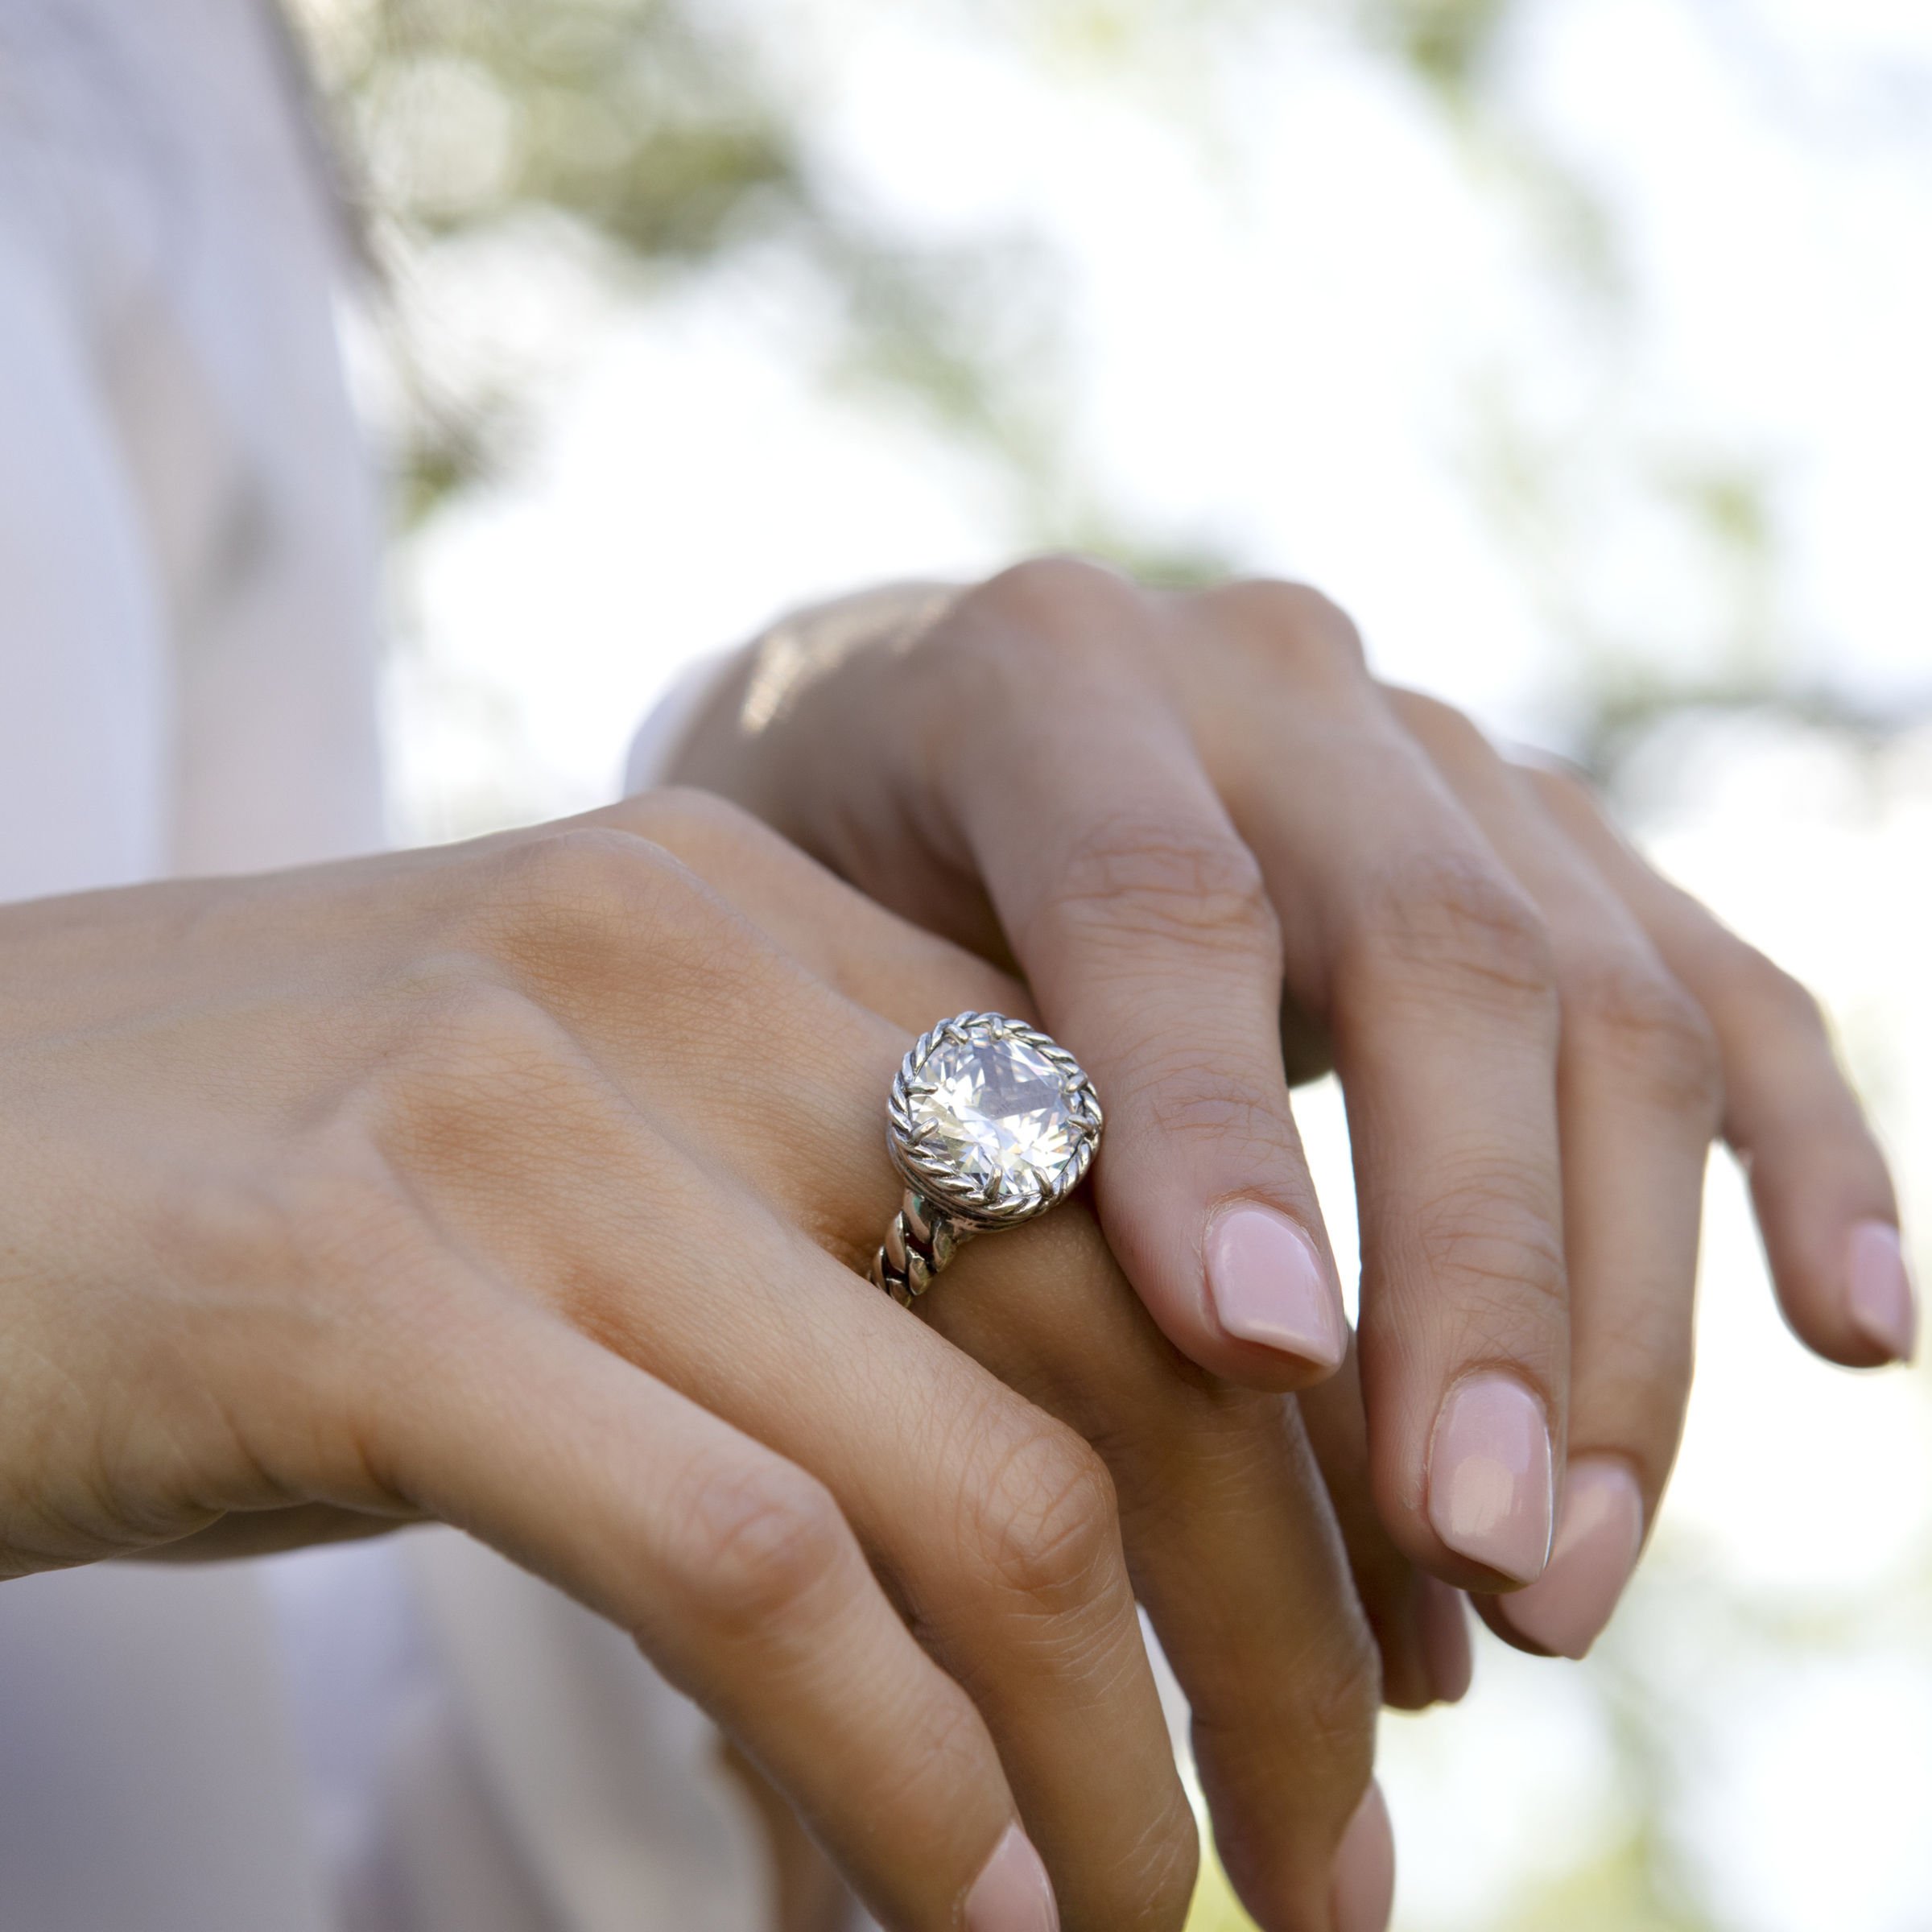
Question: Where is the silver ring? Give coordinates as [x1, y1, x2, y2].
[870, 1011, 1104, 1307]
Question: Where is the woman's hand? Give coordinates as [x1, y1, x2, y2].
[0, 790, 1392, 1932]
[668, 558, 1913, 1665]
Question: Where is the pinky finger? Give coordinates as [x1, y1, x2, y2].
[1522, 764, 1918, 1368]
[364, 1286, 1058, 1932]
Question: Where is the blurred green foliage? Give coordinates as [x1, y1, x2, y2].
[293, 0, 1652, 584]
[292, 0, 1855, 719]
[295, 0, 1084, 539]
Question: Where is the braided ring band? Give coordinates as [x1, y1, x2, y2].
[869, 1011, 1104, 1307]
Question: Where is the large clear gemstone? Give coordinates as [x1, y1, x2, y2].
[907, 1033, 1084, 1196]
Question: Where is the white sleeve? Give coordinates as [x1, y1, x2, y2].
[0, 206, 171, 902]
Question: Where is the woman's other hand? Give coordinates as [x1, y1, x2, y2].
[668, 558, 1912, 1670]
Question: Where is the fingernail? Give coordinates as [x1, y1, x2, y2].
[1847, 1220, 1918, 1363]
[1426, 1373, 1554, 1584]
[1496, 1456, 1645, 1659]
[965, 1823, 1059, 1932]
[1329, 1783, 1395, 1932]
[1415, 1575, 1473, 1703]
[1204, 1204, 1348, 1368]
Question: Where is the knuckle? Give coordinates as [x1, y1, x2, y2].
[1386, 685, 1492, 766]
[412, 972, 567, 1070]
[1734, 946, 1829, 1037]
[470, 827, 687, 958]
[494, 824, 671, 910]
[1350, 848, 1557, 1020]
[976, 552, 1138, 630]
[365, 968, 639, 1203]
[1521, 758, 1603, 824]
[1286, 1616, 1384, 1774]
[1113, 1792, 1203, 1932]
[963, 1419, 1123, 1620]
[465, 827, 752, 1000]
[620, 784, 760, 853]
[1049, 814, 1280, 967]
[617, 788, 832, 908]
[1566, 957, 1723, 1125]
[1414, 1174, 1567, 1324]
[677, 1459, 857, 1642]
[1201, 578, 1368, 683]
[877, 1685, 994, 1824]
[1583, 1328, 1694, 1472]
[385, 972, 585, 1121]
[1138, 1052, 1294, 1166]
[949, 555, 1148, 685]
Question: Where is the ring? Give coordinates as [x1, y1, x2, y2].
[870, 1011, 1104, 1307]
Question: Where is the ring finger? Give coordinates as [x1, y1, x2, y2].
[1389, 690, 1720, 1657]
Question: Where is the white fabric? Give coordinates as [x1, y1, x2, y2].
[0, 4, 769, 1926]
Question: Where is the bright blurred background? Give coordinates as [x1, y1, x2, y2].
[287, 2, 1932, 1926]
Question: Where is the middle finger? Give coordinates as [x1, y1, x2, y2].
[1193, 584, 1568, 1593]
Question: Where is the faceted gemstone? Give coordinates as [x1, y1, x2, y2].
[907, 1032, 1084, 1198]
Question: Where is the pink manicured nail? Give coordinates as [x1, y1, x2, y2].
[1847, 1220, 1918, 1363]
[1497, 1456, 1645, 1660]
[964, 1824, 1058, 1932]
[1415, 1575, 1473, 1704]
[1426, 1373, 1554, 1583]
[1330, 1783, 1395, 1932]
[1204, 1204, 1347, 1368]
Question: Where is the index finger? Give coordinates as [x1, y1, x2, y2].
[927, 558, 1352, 1392]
